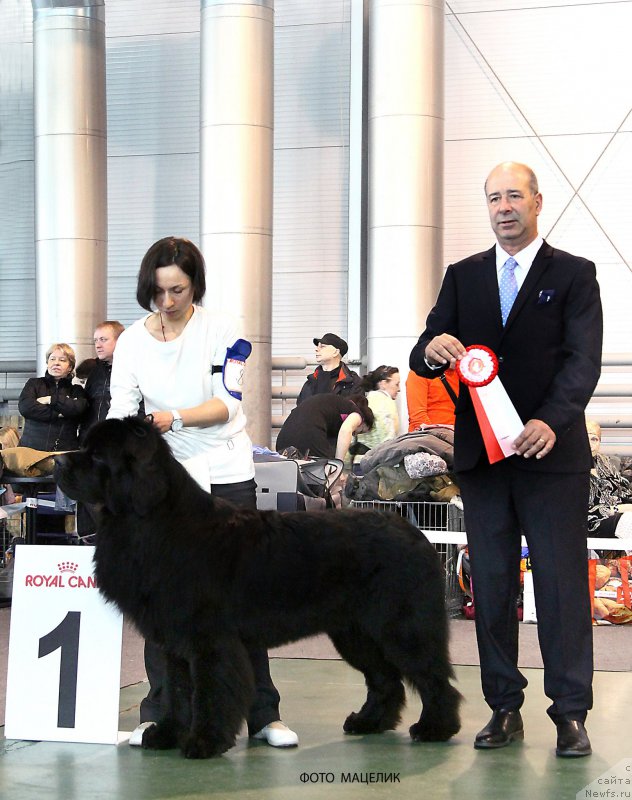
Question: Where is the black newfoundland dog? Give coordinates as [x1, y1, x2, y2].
[55, 417, 461, 758]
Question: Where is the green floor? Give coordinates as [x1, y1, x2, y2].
[1, 659, 631, 800]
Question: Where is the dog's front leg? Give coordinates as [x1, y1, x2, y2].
[181, 636, 255, 759]
[141, 652, 191, 751]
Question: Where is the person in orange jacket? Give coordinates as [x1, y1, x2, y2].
[406, 367, 459, 431]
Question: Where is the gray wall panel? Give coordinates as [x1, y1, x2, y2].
[273, 5, 352, 357]
[272, 271, 348, 358]
[0, 16, 34, 362]
[105, 3, 201, 327]
[107, 35, 200, 157]
[274, 146, 349, 273]
[274, 23, 351, 149]
[276, 0, 350, 27]
[107, 152, 200, 325]
[105, 0, 200, 37]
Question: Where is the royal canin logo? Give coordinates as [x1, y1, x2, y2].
[24, 561, 97, 589]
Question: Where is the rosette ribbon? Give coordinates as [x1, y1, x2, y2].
[456, 345, 524, 464]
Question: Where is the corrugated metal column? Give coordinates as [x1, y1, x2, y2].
[200, 0, 273, 447]
[367, 0, 444, 427]
[32, 0, 107, 372]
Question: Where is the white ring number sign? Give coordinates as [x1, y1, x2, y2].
[5, 545, 123, 744]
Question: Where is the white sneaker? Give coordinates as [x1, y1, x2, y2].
[252, 721, 299, 747]
[129, 721, 156, 746]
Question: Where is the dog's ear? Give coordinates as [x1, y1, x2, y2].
[130, 464, 170, 517]
[104, 419, 170, 517]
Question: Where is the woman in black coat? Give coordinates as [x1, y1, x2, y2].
[276, 393, 374, 461]
[18, 343, 88, 452]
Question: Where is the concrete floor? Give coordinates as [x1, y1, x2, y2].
[2, 659, 631, 800]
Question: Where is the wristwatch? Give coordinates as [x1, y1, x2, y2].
[170, 410, 183, 432]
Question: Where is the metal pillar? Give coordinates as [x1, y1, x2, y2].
[367, 0, 444, 428]
[32, 0, 107, 373]
[200, 0, 274, 446]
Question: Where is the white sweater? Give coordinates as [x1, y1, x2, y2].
[108, 306, 254, 484]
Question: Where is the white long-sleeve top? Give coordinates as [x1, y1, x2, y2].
[108, 305, 254, 484]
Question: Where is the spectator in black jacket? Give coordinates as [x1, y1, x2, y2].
[76, 321, 125, 538]
[18, 343, 87, 452]
[276, 393, 374, 461]
[79, 320, 125, 442]
[296, 333, 363, 405]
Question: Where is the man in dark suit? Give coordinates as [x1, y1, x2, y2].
[410, 162, 602, 758]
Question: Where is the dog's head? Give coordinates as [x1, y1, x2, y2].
[54, 417, 171, 516]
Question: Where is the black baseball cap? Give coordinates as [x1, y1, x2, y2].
[313, 333, 348, 357]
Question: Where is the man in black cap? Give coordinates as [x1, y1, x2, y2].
[296, 333, 363, 405]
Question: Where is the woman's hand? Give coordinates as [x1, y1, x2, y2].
[36, 396, 51, 405]
[148, 411, 176, 434]
[146, 399, 231, 434]
[335, 412, 364, 461]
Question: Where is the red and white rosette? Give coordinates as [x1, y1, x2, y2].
[456, 345, 524, 463]
[457, 346, 498, 389]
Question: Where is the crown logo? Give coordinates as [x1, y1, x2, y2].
[58, 561, 78, 573]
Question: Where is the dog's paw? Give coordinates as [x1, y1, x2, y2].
[141, 721, 178, 750]
[409, 717, 460, 742]
[182, 734, 233, 759]
[343, 712, 383, 735]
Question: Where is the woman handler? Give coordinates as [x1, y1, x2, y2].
[108, 236, 297, 749]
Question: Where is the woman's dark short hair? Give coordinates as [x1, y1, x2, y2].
[349, 393, 375, 431]
[136, 237, 206, 311]
[361, 365, 399, 392]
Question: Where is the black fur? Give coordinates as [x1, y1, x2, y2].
[54, 417, 461, 758]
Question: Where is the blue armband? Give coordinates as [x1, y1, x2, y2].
[222, 339, 252, 400]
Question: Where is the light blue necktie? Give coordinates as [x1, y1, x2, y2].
[499, 256, 518, 326]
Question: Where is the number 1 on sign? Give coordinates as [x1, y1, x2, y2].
[38, 610, 81, 728]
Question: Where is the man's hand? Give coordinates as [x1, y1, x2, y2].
[36, 396, 51, 405]
[425, 334, 466, 369]
[513, 419, 556, 459]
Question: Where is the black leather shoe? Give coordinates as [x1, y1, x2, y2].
[474, 709, 524, 749]
[556, 720, 592, 758]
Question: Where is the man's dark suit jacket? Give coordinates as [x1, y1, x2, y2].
[410, 241, 603, 474]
